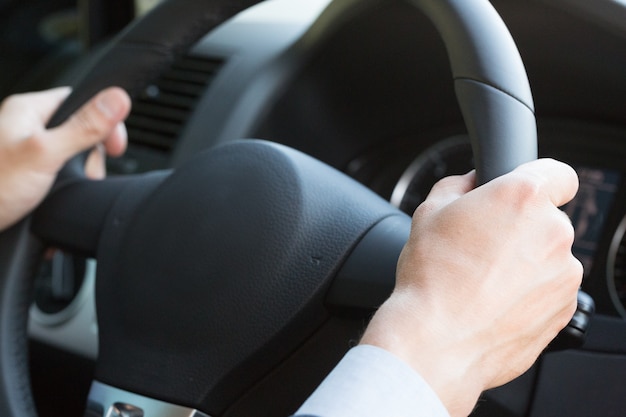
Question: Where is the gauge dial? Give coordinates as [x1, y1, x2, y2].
[608, 214, 626, 318]
[390, 135, 473, 215]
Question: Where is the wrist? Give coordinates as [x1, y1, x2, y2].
[360, 294, 486, 417]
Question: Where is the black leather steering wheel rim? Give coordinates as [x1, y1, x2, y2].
[0, 0, 537, 416]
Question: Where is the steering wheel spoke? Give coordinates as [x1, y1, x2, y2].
[327, 214, 411, 312]
[31, 174, 169, 257]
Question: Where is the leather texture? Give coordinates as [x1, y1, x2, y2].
[93, 141, 400, 414]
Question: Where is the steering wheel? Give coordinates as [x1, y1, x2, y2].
[0, 0, 538, 416]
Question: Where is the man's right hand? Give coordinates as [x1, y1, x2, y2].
[360, 159, 582, 417]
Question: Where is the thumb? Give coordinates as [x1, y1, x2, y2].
[45, 87, 131, 165]
[421, 171, 477, 210]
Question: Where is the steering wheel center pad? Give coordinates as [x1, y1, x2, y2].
[93, 140, 404, 412]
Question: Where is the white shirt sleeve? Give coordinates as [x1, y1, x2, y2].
[294, 344, 450, 417]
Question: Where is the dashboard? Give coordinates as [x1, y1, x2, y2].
[19, 0, 626, 415]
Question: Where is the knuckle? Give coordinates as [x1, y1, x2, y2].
[563, 218, 577, 246]
[70, 108, 104, 138]
[508, 171, 544, 206]
[432, 175, 459, 190]
[553, 257, 583, 310]
[31, 136, 47, 155]
[544, 214, 577, 263]
[568, 256, 584, 288]
[71, 101, 108, 137]
[16, 131, 62, 169]
[412, 199, 437, 219]
[22, 131, 48, 155]
[554, 212, 576, 247]
[559, 297, 579, 329]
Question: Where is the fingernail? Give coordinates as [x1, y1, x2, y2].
[96, 90, 122, 119]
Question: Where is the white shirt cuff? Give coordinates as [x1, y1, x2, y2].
[295, 344, 450, 417]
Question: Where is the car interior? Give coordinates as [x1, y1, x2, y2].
[1, 0, 626, 416]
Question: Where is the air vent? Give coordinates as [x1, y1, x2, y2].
[125, 55, 223, 153]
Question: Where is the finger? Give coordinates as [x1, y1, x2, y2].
[34, 87, 74, 123]
[0, 87, 72, 122]
[84, 144, 106, 179]
[44, 87, 131, 163]
[513, 159, 579, 207]
[424, 171, 476, 207]
[103, 122, 128, 157]
[0, 87, 72, 139]
[412, 171, 476, 220]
